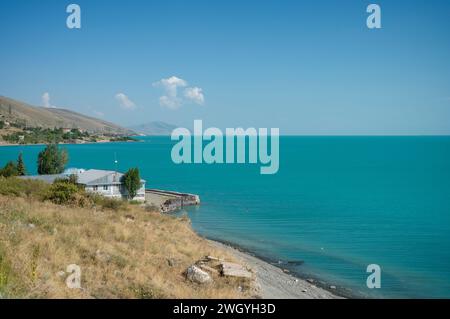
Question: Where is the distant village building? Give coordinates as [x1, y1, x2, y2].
[62, 128, 72, 133]
[21, 168, 146, 202]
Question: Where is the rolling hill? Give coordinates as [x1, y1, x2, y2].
[0, 95, 134, 135]
[128, 121, 178, 135]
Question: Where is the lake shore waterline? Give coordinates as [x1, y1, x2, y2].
[0, 140, 140, 147]
[207, 239, 346, 299]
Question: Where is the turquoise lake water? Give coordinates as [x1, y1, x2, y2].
[1, 136, 450, 298]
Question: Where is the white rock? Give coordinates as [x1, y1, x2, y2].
[198, 264, 219, 275]
[186, 265, 213, 284]
[220, 262, 252, 278]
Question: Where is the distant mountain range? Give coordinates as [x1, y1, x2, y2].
[0, 95, 134, 135]
[128, 121, 177, 136]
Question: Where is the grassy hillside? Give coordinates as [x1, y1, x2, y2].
[0, 178, 254, 298]
[0, 96, 134, 135]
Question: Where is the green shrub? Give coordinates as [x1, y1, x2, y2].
[0, 153, 27, 177]
[53, 175, 83, 191]
[0, 161, 18, 177]
[85, 193, 125, 211]
[0, 176, 126, 210]
[0, 177, 49, 197]
[43, 181, 79, 205]
[130, 284, 165, 299]
[99, 197, 125, 211]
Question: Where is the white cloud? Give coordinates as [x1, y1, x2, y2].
[41, 92, 53, 108]
[184, 87, 205, 105]
[153, 76, 205, 109]
[153, 76, 187, 109]
[155, 76, 187, 95]
[115, 93, 136, 110]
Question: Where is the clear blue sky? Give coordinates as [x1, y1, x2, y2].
[1, 0, 450, 135]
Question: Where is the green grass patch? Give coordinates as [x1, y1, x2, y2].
[0, 177, 49, 197]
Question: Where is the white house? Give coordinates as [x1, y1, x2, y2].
[22, 168, 146, 202]
[79, 169, 146, 201]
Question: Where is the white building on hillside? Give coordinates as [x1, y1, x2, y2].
[22, 168, 146, 202]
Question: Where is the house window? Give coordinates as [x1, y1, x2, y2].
[103, 185, 108, 191]
[93, 186, 98, 191]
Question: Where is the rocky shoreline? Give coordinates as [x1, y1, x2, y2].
[208, 240, 345, 299]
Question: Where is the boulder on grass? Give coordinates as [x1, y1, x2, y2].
[186, 265, 213, 284]
[220, 262, 252, 279]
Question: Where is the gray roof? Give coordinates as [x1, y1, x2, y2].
[77, 169, 122, 185]
[21, 169, 146, 186]
[19, 174, 65, 184]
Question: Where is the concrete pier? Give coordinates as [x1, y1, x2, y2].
[145, 189, 200, 213]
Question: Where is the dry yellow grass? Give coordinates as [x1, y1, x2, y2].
[0, 195, 254, 298]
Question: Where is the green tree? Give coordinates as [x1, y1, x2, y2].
[37, 144, 68, 175]
[16, 152, 26, 176]
[121, 167, 141, 199]
[0, 161, 18, 177]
